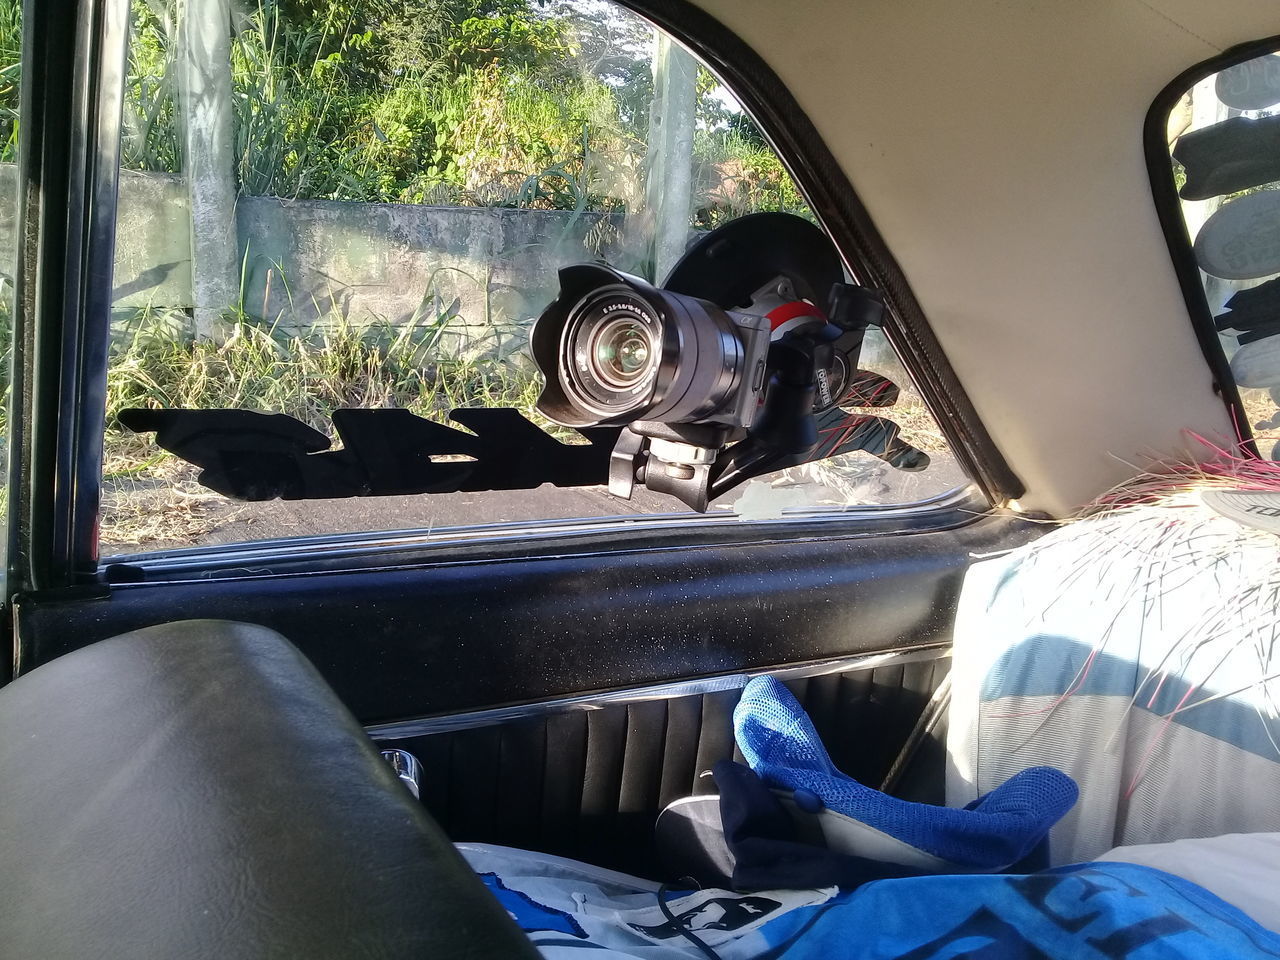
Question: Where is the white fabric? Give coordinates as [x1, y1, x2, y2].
[947, 507, 1280, 864]
[457, 842, 834, 959]
[1101, 834, 1280, 934]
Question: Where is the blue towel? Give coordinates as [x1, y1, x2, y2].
[734, 675, 1078, 870]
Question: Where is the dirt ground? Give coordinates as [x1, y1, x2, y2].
[100, 450, 969, 557]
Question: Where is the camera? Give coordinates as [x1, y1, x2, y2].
[121, 213, 919, 515]
[530, 264, 772, 430]
[528, 213, 889, 511]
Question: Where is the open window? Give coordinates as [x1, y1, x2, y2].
[99, 0, 971, 558]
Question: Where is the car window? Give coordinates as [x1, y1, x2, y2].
[102, 0, 966, 555]
[1158, 48, 1280, 456]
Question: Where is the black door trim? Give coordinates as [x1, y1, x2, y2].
[17, 512, 1033, 723]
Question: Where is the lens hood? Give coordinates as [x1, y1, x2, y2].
[531, 264, 760, 429]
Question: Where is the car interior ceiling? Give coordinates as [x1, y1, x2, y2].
[3, 0, 1280, 958]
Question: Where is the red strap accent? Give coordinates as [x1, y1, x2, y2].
[765, 300, 824, 330]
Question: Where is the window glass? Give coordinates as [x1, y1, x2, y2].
[0, 0, 18, 581]
[1161, 51, 1280, 456]
[103, 0, 962, 555]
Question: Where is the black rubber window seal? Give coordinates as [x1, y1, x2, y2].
[616, 0, 1024, 504]
[1143, 33, 1280, 457]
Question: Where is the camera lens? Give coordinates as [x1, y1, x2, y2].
[559, 287, 665, 418]
[590, 317, 653, 387]
[531, 263, 771, 430]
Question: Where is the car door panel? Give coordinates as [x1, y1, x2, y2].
[17, 513, 1026, 724]
[375, 656, 951, 875]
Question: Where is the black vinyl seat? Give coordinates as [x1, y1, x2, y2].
[0, 619, 538, 960]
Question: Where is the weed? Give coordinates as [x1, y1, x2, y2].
[0, 0, 19, 164]
[99, 298, 558, 545]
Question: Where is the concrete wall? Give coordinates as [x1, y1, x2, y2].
[90, 168, 648, 355]
[0, 165, 897, 373]
[235, 196, 644, 356]
[113, 170, 193, 310]
[0, 165, 900, 372]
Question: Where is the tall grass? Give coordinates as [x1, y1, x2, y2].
[99, 302, 551, 543]
[0, 0, 19, 165]
[120, 0, 180, 172]
[106, 307, 547, 461]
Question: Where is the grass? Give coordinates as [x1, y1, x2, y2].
[0, 0, 20, 165]
[871, 388, 950, 456]
[107, 302, 546, 431]
[100, 305, 549, 546]
[847, 347, 951, 456]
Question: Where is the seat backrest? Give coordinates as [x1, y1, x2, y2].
[0, 619, 538, 960]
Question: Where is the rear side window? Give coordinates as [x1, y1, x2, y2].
[102, 0, 965, 555]
[1155, 48, 1280, 455]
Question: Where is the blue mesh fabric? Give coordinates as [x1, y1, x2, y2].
[734, 676, 1078, 869]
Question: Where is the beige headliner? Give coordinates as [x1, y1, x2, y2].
[695, 0, 1280, 514]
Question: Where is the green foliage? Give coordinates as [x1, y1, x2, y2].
[121, 1, 183, 173]
[691, 128, 810, 228]
[106, 305, 547, 452]
[445, 10, 571, 72]
[0, 0, 20, 164]
[0, 0, 813, 219]
[215, 0, 624, 203]
[110, 0, 809, 222]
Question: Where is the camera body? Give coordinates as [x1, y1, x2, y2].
[527, 213, 888, 511]
[530, 264, 773, 431]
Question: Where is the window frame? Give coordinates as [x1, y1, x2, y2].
[15, 0, 1023, 593]
[6, 0, 127, 605]
[102, 484, 990, 582]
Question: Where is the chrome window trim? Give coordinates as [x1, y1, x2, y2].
[103, 482, 980, 576]
[366, 645, 950, 739]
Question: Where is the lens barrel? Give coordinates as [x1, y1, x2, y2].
[530, 264, 769, 429]
[558, 285, 664, 419]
